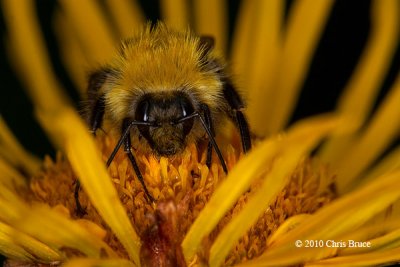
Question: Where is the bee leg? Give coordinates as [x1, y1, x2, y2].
[201, 104, 215, 168]
[199, 104, 228, 174]
[235, 111, 251, 153]
[74, 180, 87, 216]
[206, 142, 213, 168]
[88, 96, 106, 134]
[223, 81, 252, 153]
[123, 121, 155, 203]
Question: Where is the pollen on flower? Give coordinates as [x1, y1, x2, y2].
[26, 132, 336, 265]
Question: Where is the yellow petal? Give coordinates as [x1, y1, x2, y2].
[76, 219, 108, 241]
[0, 240, 33, 262]
[338, 217, 400, 254]
[291, 171, 400, 241]
[182, 114, 339, 262]
[62, 258, 136, 267]
[58, 0, 116, 65]
[0, 157, 26, 189]
[160, 0, 189, 31]
[0, 187, 115, 258]
[210, 115, 339, 266]
[242, 0, 283, 137]
[104, 0, 145, 39]
[0, 221, 63, 263]
[361, 145, 400, 187]
[36, 107, 141, 265]
[267, 214, 312, 246]
[0, 223, 37, 262]
[335, 75, 400, 192]
[253, 170, 400, 265]
[238, 248, 336, 267]
[192, 0, 227, 53]
[342, 228, 400, 255]
[1, 0, 70, 113]
[230, 0, 258, 87]
[182, 133, 281, 262]
[267, 0, 334, 133]
[53, 10, 90, 95]
[319, 0, 399, 166]
[306, 247, 400, 267]
[0, 116, 41, 176]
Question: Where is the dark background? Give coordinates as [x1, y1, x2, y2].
[0, 1, 399, 265]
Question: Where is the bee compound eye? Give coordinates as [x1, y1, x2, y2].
[136, 99, 150, 122]
[179, 97, 194, 118]
[177, 97, 194, 136]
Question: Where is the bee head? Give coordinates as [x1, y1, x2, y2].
[135, 92, 195, 156]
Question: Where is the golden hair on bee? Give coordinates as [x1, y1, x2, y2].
[106, 24, 225, 140]
[79, 22, 251, 206]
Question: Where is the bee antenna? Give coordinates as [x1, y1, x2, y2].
[106, 120, 153, 167]
[194, 111, 228, 174]
[106, 122, 132, 167]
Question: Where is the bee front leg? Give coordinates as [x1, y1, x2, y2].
[123, 121, 155, 203]
[74, 180, 87, 217]
[222, 80, 252, 153]
[200, 104, 215, 169]
[199, 104, 228, 174]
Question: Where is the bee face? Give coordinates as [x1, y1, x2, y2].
[135, 92, 195, 156]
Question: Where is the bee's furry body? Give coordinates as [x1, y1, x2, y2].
[79, 23, 251, 210]
[85, 24, 247, 156]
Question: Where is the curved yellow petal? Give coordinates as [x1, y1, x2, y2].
[59, 0, 116, 65]
[0, 116, 41, 176]
[319, 0, 399, 166]
[241, 0, 283, 137]
[0, 157, 26, 189]
[36, 107, 141, 265]
[341, 228, 400, 256]
[62, 258, 136, 267]
[252, 170, 400, 265]
[0, 232, 33, 263]
[104, 0, 145, 39]
[230, 0, 258, 87]
[267, 214, 312, 246]
[0, 187, 115, 258]
[182, 131, 281, 263]
[53, 10, 90, 95]
[0, 221, 63, 263]
[268, 0, 334, 133]
[335, 75, 400, 192]
[1, 0, 70, 113]
[237, 248, 336, 267]
[192, 0, 227, 54]
[360, 145, 400, 187]
[182, 114, 339, 263]
[160, 0, 189, 31]
[209, 116, 339, 266]
[305, 247, 400, 267]
[338, 218, 400, 252]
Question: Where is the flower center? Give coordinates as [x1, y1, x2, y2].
[27, 132, 336, 264]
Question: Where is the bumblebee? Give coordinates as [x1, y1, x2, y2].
[76, 23, 251, 212]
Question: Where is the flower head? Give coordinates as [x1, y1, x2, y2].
[1, 1, 399, 267]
